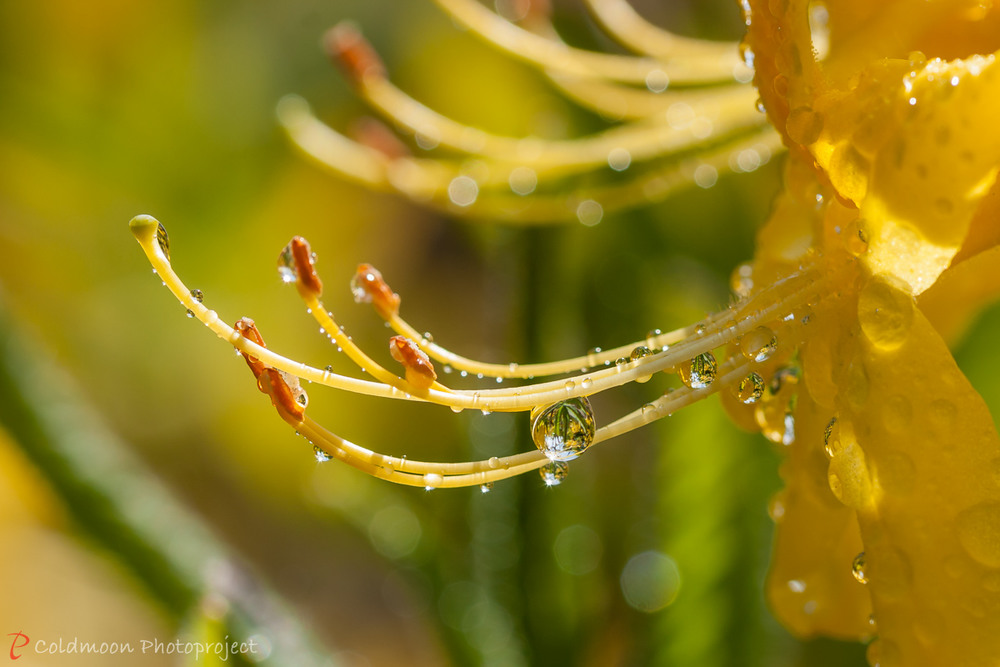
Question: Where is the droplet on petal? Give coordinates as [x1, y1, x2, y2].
[851, 552, 868, 584]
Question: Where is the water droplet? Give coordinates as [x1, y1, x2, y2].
[787, 579, 806, 593]
[531, 397, 596, 461]
[645, 69, 669, 92]
[564, 379, 576, 392]
[823, 417, 839, 457]
[858, 275, 914, 351]
[768, 492, 786, 522]
[277, 243, 297, 283]
[509, 166, 537, 195]
[693, 164, 718, 189]
[448, 176, 479, 207]
[155, 222, 170, 260]
[488, 456, 501, 469]
[615, 357, 629, 366]
[678, 352, 717, 389]
[576, 199, 603, 226]
[423, 473, 443, 489]
[851, 552, 868, 584]
[730, 262, 754, 298]
[314, 446, 332, 463]
[421, 331, 434, 344]
[185, 309, 195, 318]
[740, 326, 777, 362]
[785, 106, 824, 145]
[957, 502, 1000, 567]
[630, 346, 652, 361]
[480, 482, 494, 494]
[581, 377, 593, 390]
[608, 147, 631, 171]
[826, 424, 872, 508]
[540, 461, 569, 486]
[190, 289, 204, 303]
[736, 372, 765, 404]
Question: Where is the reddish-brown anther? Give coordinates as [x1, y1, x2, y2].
[235, 317, 267, 379]
[280, 236, 323, 297]
[351, 263, 401, 319]
[258, 368, 306, 422]
[389, 335, 437, 390]
[350, 117, 411, 160]
[234, 317, 305, 421]
[324, 22, 385, 84]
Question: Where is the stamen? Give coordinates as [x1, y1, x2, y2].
[131, 215, 835, 488]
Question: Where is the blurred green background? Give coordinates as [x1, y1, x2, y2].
[7, 1, 995, 665]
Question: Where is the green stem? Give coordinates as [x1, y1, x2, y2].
[0, 303, 334, 666]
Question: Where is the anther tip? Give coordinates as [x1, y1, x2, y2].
[129, 214, 160, 235]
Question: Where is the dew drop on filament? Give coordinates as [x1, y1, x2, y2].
[540, 461, 569, 486]
[531, 397, 596, 461]
[679, 352, 717, 389]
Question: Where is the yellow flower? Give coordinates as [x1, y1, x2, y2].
[741, 1, 1000, 664]
[130, 0, 1000, 663]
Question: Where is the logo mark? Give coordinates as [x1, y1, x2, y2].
[7, 632, 29, 661]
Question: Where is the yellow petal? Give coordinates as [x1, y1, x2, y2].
[766, 391, 873, 639]
[860, 53, 1000, 294]
[835, 274, 1000, 666]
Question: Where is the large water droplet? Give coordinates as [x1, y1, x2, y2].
[630, 346, 652, 361]
[826, 424, 872, 508]
[480, 482, 494, 494]
[531, 397, 596, 461]
[740, 326, 777, 362]
[190, 289, 204, 303]
[851, 551, 868, 584]
[785, 106, 824, 145]
[314, 446, 332, 463]
[540, 461, 568, 486]
[679, 352, 717, 389]
[736, 372, 765, 404]
[858, 275, 914, 351]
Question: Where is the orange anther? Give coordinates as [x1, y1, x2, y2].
[235, 317, 267, 379]
[235, 317, 306, 421]
[351, 263, 401, 319]
[389, 335, 437, 390]
[278, 236, 323, 297]
[324, 23, 385, 85]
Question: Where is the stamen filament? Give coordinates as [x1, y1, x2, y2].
[583, 0, 741, 62]
[431, 0, 743, 85]
[132, 215, 827, 414]
[278, 96, 784, 223]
